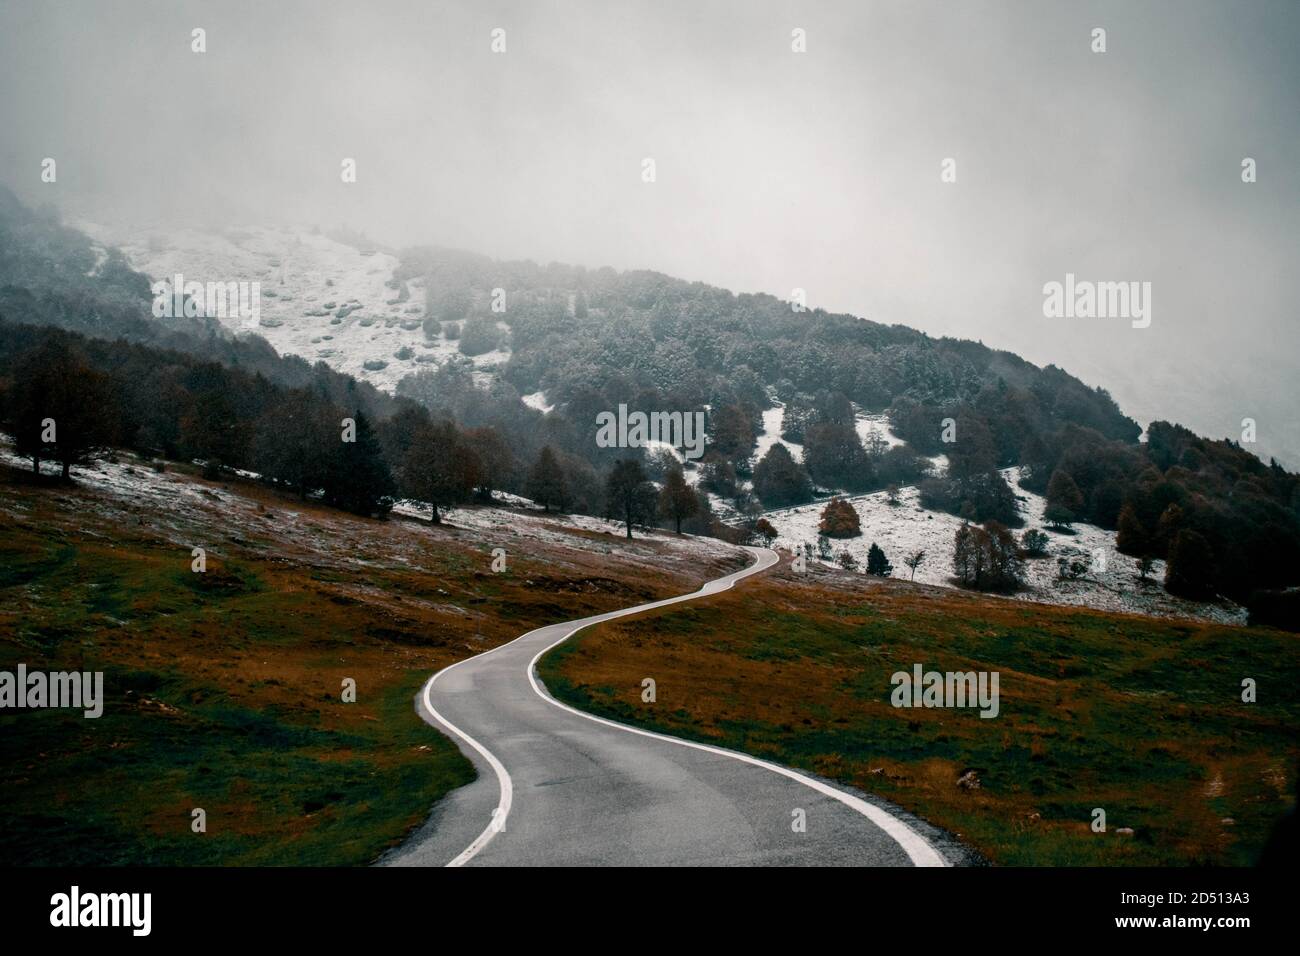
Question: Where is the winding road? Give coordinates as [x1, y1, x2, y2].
[382, 546, 953, 867]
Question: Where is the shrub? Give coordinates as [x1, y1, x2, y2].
[458, 317, 502, 356]
[816, 534, 833, 560]
[818, 498, 861, 538]
[1021, 528, 1049, 557]
[1056, 553, 1091, 580]
[1246, 589, 1300, 631]
[953, 521, 1024, 592]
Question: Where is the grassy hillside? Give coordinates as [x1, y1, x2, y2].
[0, 452, 739, 865]
[539, 556, 1299, 866]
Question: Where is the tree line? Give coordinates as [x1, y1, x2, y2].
[0, 320, 728, 540]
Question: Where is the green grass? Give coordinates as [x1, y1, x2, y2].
[0, 517, 473, 865]
[539, 577, 1299, 865]
[0, 673, 472, 865]
[1, 464, 718, 866]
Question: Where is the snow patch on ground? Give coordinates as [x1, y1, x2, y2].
[752, 403, 803, 466]
[854, 407, 947, 476]
[74, 222, 510, 394]
[854, 410, 905, 450]
[2, 439, 742, 580]
[522, 391, 554, 414]
[762, 466, 1244, 625]
[391, 495, 738, 566]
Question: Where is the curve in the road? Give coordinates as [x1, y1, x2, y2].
[391, 545, 951, 868]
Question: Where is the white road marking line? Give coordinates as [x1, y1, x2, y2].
[526, 549, 949, 868]
[419, 647, 514, 867]
[424, 546, 948, 867]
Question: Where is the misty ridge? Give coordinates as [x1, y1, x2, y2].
[1, 174, 1298, 621]
[3, 1, 1297, 457]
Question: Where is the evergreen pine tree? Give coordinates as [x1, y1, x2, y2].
[325, 411, 397, 516]
[527, 446, 568, 512]
[866, 542, 894, 576]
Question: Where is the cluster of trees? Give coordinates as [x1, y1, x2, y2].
[458, 252, 1142, 450]
[952, 521, 1025, 592]
[6, 339, 116, 480]
[600, 458, 709, 539]
[827, 540, 894, 576]
[390, 243, 1148, 515]
[0, 323, 721, 537]
[1044, 469, 1087, 528]
[0, 323, 479, 518]
[457, 317, 504, 356]
[1027, 421, 1300, 602]
[751, 443, 809, 506]
[749, 429, 928, 509]
[888, 379, 1300, 604]
[919, 470, 1020, 526]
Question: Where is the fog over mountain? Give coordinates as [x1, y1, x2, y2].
[2, 0, 1298, 465]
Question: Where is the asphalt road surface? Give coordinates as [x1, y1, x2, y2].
[382, 546, 956, 867]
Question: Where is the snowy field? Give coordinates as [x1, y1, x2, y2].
[749, 403, 946, 476]
[75, 222, 510, 393]
[854, 410, 905, 450]
[752, 403, 803, 465]
[759, 466, 1246, 625]
[1, 439, 739, 580]
[522, 391, 554, 414]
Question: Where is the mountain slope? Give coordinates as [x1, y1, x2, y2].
[3, 191, 1297, 608]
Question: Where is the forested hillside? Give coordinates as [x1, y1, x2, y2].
[0, 187, 397, 421]
[2, 188, 1298, 609]
[394, 246, 1300, 604]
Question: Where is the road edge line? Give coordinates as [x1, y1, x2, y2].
[526, 547, 950, 868]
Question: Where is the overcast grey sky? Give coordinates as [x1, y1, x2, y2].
[2, 0, 1297, 464]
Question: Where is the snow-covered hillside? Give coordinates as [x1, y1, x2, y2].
[50, 228, 1249, 627]
[752, 403, 803, 465]
[748, 403, 947, 476]
[74, 222, 509, 392]
[1, 439, 738, 576]
[760, 467, 1246, 625]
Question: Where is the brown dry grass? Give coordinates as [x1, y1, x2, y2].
[541, 554, 1299, 865]
[0, 455, 738, 864]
